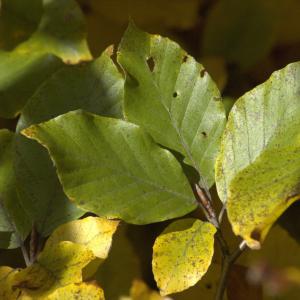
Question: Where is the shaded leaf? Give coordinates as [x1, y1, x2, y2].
[203, 0, 275, 69]
[0, 52, 62, 118]
[22, 110, 197, 224]
[11, 49, 124, 238]
[79, 0, 202, 55]
[0, 0, 42, 50]
[152, 219, 216, 295]
[0, 130, 31, 249]
[215, 62, 300, 249]
[12, 0, 91, 64]
[118, 23, 226, 188]
[13, 241, 95, 296]
[45, 216, 119, 259]
[129, 279, 167, 300]
[0, 0, 91, 118]
[17, 47, 124, 132]
[239, 225, 300, 270]
[95, 224, 142, 300]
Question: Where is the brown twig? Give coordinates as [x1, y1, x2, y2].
[215, 241, 248, 300]
[195, 184, 219, 228]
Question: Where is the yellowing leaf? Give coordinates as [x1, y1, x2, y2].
[152, 219, 216, 295]
[0, 266, 20, 299]
[172, 263, 223, 300]
[46, 282, 105, 300]
[130, 280, 166, 300]
[215, 62, 300, 249]
[13, 241, 95, 296]
[45, 217, 119, 259]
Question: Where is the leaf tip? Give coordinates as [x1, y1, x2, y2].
[21, 126, 38, 139]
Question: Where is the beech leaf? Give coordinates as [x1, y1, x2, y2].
[152, 219, 216, 295]
[13, 241, 95, 296]
[0, 0, 91, 118]
[45, 216, 119, 259]
[215, 62, 300, 249]
[22, 110, 197, 224]
[0, 130, 31, 249]
[118, 23, 226, 188]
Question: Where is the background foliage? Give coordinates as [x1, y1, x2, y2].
[0, 0, 300, 299]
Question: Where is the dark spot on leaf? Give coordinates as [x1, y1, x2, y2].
[182, 55, 188, 63]
[250, 228, 261, 242]
[205, 283, 212, 289]
[201, 131, 207, 138]
[147, 57, 155, 72]
[173, 91, 178, 98]
[200, 69, 207, 78]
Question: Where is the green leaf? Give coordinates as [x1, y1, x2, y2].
[0, 130, 31, 249]
[0, 0, 91, 118]
[203, 0, 275, 69]
[152, 219, 216, 295]
[10, 49, 124, 237]
[45, 216, 119, 259]
[17, 47, 124, 132]
[0, 52, 63, 118]
[0, 0, 42, 50]
[13, 241, 95, 296]
[12, 0, 91, 63]
[117, 23, 226, 188]
[215, 62, 300, 249]
[22, 110, 197, 224]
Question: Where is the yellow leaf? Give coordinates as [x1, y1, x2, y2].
[45, 216, 119, 259]
[13, 241, 95, 297]
[130, 280, 165, 300]
[46, 282, 105, 300]
[0, 266, 20, 299]
[172, 263, 226, 300]
[152, 219, 216, 295]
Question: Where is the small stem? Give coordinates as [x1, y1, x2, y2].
[218, 204, 226, 225]
[194, 184, 219, 228]
[29, 224, 39, 264]
[215, 241, 248, 300]
[215, 229, 230, 258]
[20, 243, 30, 267]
